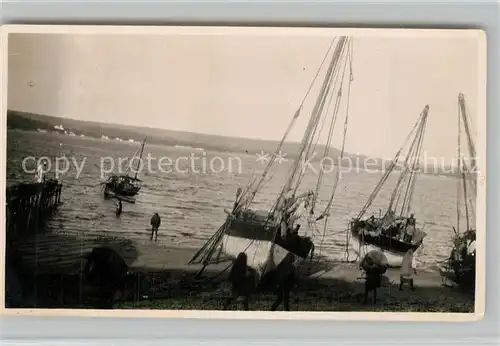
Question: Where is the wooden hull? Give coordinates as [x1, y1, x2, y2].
[103, 175, 141, 198]
[103, 188, 136, 204]
[350, 219, 426, 257]
[439, 263, 475, 293]
[349, 237, 407, 267]
[440, 231, 476, 292]
[104, 184, 140, 197]
[220, 213, 315, 278]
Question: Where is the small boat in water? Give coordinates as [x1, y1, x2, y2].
[190, 36, 354, 279]
[439, 93, 477, 292]
[348, 105, 430, 266]
[101, 137, 146, 202]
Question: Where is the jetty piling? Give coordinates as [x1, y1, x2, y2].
[6, 179, 63, 238]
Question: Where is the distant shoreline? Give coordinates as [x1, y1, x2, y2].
[7, 109, 464, 178]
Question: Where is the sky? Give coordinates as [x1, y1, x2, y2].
[7, 29, 483, 162]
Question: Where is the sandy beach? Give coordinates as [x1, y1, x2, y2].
[8, 238, 474, 312]
[116, 246, 474, 312]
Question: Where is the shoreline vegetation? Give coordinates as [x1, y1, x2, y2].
[7, 238, 474, 312]
[7, 109, 465, 178]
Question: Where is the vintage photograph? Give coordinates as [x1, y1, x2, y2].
[3, 26, 486, 317]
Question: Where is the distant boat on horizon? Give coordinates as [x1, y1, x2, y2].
[174, 144, 205, 151]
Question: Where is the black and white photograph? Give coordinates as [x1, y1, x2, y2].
[2, 26, 486, 319]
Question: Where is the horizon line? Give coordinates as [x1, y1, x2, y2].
[7, 108, 469, 170]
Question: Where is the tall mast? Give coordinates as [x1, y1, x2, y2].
[235, 37, 340, 213]
[458, 93, 476, 169]
[387, 105, 429, 217]
[457, 93, 476, 232]
[134, 137, 146, 180]
[355, 105, 429, 220]
[283, 36, 349, 200]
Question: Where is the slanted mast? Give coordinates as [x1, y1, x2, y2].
[456, 93, 477, 235]
[355, 105, 429, 222]
[189, 36, 355, 269]
[237, 36, 354, 224]
[439, 93, 477, 292]
[124, 136, 147, 180]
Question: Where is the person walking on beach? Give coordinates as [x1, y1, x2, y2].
[360, 251, 388, 304]
[270, 252, 297, 311]
[150, 213, 161, 241]
[399, 249, 417, 291]
[224, 252, 257, 311]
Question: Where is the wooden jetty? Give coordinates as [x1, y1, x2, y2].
[6, 179, 63, 240]
[5, 179, 63, 308]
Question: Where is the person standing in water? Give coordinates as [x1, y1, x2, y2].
[150, 213, 161, 241]
[35, 160, 48, 183]
[115, 199, 122, 217]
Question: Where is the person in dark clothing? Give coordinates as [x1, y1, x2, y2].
[364, 267, 384, 304]
[224, 252, 257, 310]
[83, 246, 129, 309]
[407, 214, 416, 226]
[360, 252, 388, 304]
[270, 252, 297, 311]
[150, 213, 161, 241]
[115, 199, 122, 216]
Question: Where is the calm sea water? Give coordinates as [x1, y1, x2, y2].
[7, 130, 464, 271]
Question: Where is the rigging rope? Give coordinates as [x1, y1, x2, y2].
[311, 49, 349, 210]
[270, 36, 350, 219]
[387, 109, 428, 216]
[456, 93, 477, 234]
[313, 41, 354, 262]
[241, 37, 338, 212]
[290, 39, 351, 262]
[355, 106, 428, 220]
[399, 111, 428, 217]
[287, 40, 346, 200]
[461, 159, 471, 231]
[320, 41, 354, 217]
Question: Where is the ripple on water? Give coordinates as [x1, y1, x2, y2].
[7, 131, 463, 271]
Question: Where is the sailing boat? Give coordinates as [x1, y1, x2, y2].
[439, 93, 476, 292]
[189, 36, 354, 279]
[101, 137, 146, 202]
[348, 105, 430, 266]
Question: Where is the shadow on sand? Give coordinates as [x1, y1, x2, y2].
[6, 235, 474, 312]
[114, 262, 474, 313]
[5, 232, 140, 309]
